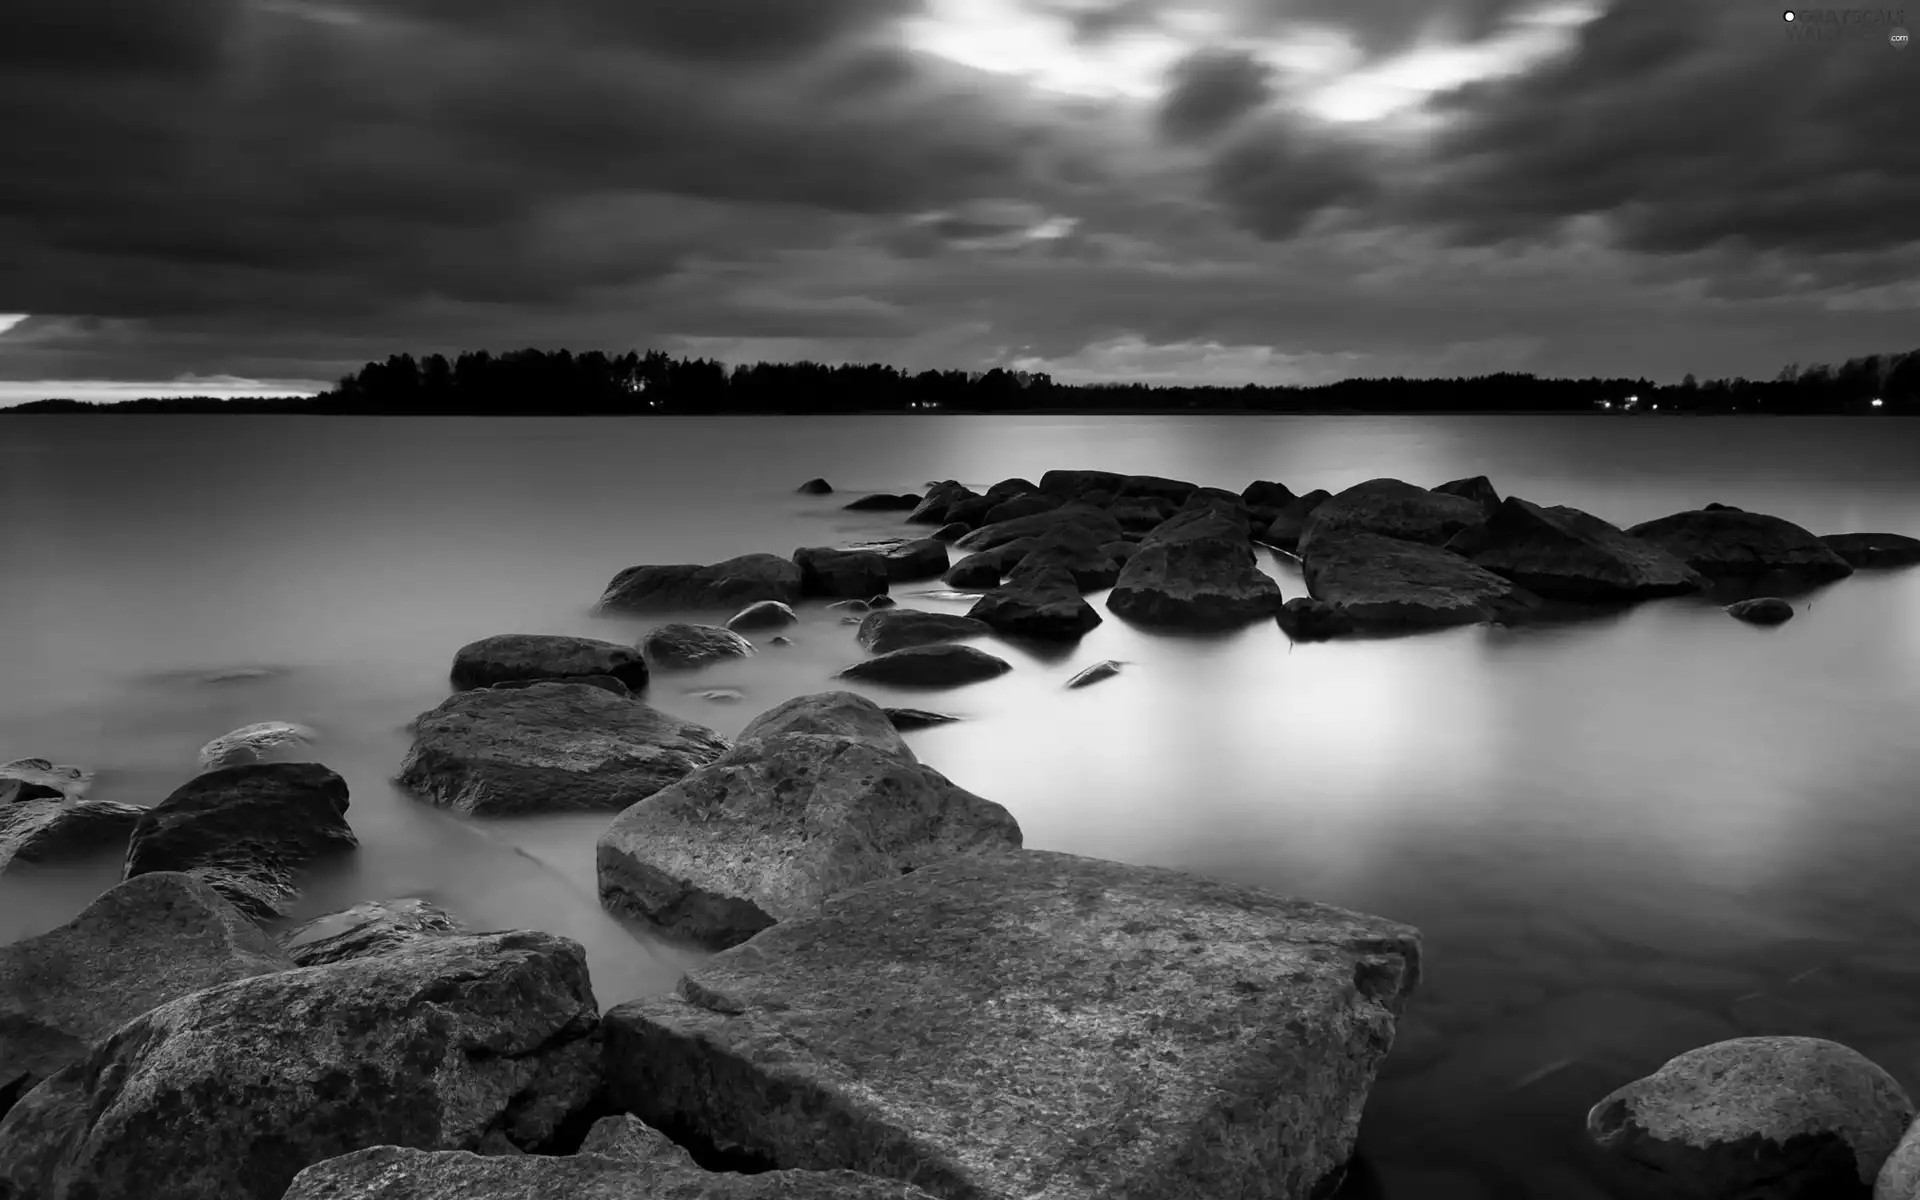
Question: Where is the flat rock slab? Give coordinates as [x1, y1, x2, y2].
[283, 1114, 944, 1199]
[0, 797, 145, 872]
[1820, 532, 1920, 569]
[399, 682, 729, 816]
[602, 849, 1421, 1200]
[856, 609, 992, 655]
[280, 898, 464, 967]
[0, 931, 602, 1200]
[596, 554, 804, 614]
[1444, 497, 1706, 603]
[0, 872, 293, 1119]
[197, 720, 320, 771]
[1297, 478, 1487, 556]
[1303, 530, 1542, 631]
[1107, 509, 1282, 630]
[124, 761, 360, 920]
[1586, 1036, 1915, 1200]
[450, 634, 650, 693]
[1625, 509, 1856, 585]
[642, 623, 756, 670]
[836, 644, 1013, 689]
[598, 692, 1021, 949]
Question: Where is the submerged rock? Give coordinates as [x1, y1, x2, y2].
[1107, 509, 1282, 629]
[398, 682, 728, 816]
[0, 795, 144, 872]
[641, 622, 756, 670]
[596, 554, 803, 614]
[1586, 1036, 1914, 1200]
[1819, 531, 1920, 569]
[124, 762, 359, 920]
[968, 563, 1102, 640]
[725, 599, 799, 632]
[795, 547, 892, 599]
[0, 873, 293, 1119]
[836, 644, 1013, 688]
[1276, 596, 1354, 640]
[280, 897, 464, 967]
[450, 634, 650, 694]
[1303, 530, 1542, 631]
[196, 720, 320, 771]
[1727, 597, 1795, 624]
[855, 608, 992, 655]
[841, 492, 922, 512]
[0, 758, 90, 804]
[0, 931, 603, 1200]
[1297, 478, 1488, 555]
[1065, 659, 1122, 688]
[282, 1113, 943, 1200]
[1443, 497, 1707, 602]
[796, 477, 834, 495]
[597, 692, 1021, 949]
[1625, 508, 1855, 587]
[602, 850, 1421, 1200]
[881, 707, 960, 731]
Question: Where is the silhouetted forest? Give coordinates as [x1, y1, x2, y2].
[10, 345, 1917, 415]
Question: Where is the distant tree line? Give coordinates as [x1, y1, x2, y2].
[10, 345, 1917, 415]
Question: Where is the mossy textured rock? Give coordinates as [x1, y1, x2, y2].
[603, 849, 1421, 1200]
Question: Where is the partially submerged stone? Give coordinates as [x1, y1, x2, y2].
[881, 708, 960, 731]
[0, 931, 603, 1200]
[1107, 509, 1282, 629]
[0, 758, 90, 804]
[726, 599, 799, 632]
[1276, 596, 1353, 641]
[398, 682, 729, 816]
[968, 564, 1102, 640]
[124, 761, 360, 920]
[1036, 468, 1128, 499]
[1625, 509, 1855, 587]
[835, 644, 1013, 689]
[642, 622, 756, 670]
[1303, 530, 1542, 631]
[197, 719, 320, 771]
[1727, 597, 1795, 625]
[1586, 1036, 1914, 1200]
[1443, 497, 1706, 603]
[602, 850, 1421, 1200]
[0, 873, 293, 1118]
[981, 493, 1066, 524]
[0, 796, 144, 872]
[796, 478, 834, 495]
[598, 692, 1021, 949]
[280, 897, 464, 967]
[1065, 660, 1122, 688]
[1819, 531, 1920, 569]
[1297, 478, 1488, 556]
[942, 538, 1036, 589]
[450, 634, 650, 693]
[855, 608, 992, 655]
[596, 554, 804, 614]
[842, 492, 923, 512]
[282, 1114, 944, 1200]
[795, 547, 892, 599]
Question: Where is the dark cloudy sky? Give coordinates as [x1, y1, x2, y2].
[1, 0, 1915, 401]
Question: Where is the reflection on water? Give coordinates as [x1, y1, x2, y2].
[4, 414, 1920, 1195]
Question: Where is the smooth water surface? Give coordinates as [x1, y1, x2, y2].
[4, 414, 1920, 1198]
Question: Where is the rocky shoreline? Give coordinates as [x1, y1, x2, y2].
[2, 467, 1918, 1199]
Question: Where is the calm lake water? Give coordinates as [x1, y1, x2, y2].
[5, 413, 1920, 1198]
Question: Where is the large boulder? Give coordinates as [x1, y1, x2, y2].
[1303, 530, 1543, 631]
[0, 932, 603, 1200]
[1107, 509, 1282, 629]
[1276, 596, 1354, 641]
[906, 480, 976, 525]
[595, 553, 803, 614]
[1624, 509, 1856, 586]
[1296, 478, 1488, 556]
[1432, 475, 1501, 514]
[398, 682, 729, 817]
[1263, 489, 1332, 552]
[968, 564, 1102, 640]
[725, 599, 798, 632]
[196, 720, 320, 771]
[0, 758, 89, 804]
[0, 873, 293, 1118]
[940, 493, 1003, 527]
[1442, 497, 1707, 602]
[1037, 468, 1128, 499]
[279, 898, 463, 967]
[882, 538, 949, 583]
[0, 796, 144, 873]
[597, 692, 1021, 949]
[124, 762, 359, 920]
[641, 623, 756, 670]
[855, 608, 992, 655]
[795, 547, 892, 599]
[1242, 479, 1297, 511]
[952, 503, 1122, 553]
[1586, 1036, 1914, 1200]
[282, 1113, 944, 1200]
[835, 644, 1013, 688]
[1819, 531, 1920, 569]
[1012, 525, 1127, 590]
[1177, 487, 1254, 531]
[450, 634, 650, 693]
[602, 850, 1421, 1200]
[1882, 1118, 1920, 1200]
[986, 476, 1036, 498]
[1112, 474, 1200, 505]
[1727, 597, 1795, 625]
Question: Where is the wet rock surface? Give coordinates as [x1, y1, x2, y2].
[855, 608, 992, 655]
[1303, 530, 1543, 631]
[642, 623, 757, 670]
[0, 931, 603, 1200]
[450, 634, 650, 693]
[0, 795, 145, 872]
[952, 503, 1122, 554]
[835, 644, 1014, 688]
[398, 681, 729, 816]
[968, 563, 1103, 640]
[880, 708, 960, 731]
[795, 547, 892, 599]
[0, 758, 90, 804]
[726, 599, 799, 631]
[1107, 509, 1283, 629]
[1625, 508, 1857, 588]
[597, 692, 1021, 949]
[602, 849, 1420, 1200]
[0, 873, 293, 1119]
[596, 554, 804, 613]
[1443, 497, 1707, 603]
[197, 720, 322, 771]
[124, 761, 360, 920]
[280, 897, 464, 967]
[1064, 659, 1122, 688]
